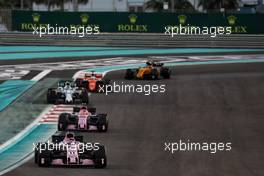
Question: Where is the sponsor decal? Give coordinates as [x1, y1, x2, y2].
[227, 15, 247, 33]
[32, 13, 40, 23]
[178, 14, 187, 25]
[21, 13, 100, 32]
[117, 14, 148, 32]
[80, 13, 89, 24]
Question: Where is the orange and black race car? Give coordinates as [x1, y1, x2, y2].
[125, 60, 171, 80]
[75, 72, 110, 92]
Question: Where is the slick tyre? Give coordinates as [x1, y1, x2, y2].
[125, 69, 134, 80]
[98, 123, 108, 132]
[94, 146, 107, 168]
[160, 67, 171, 79]
[81, 89, 89, 104]
[97, 115, 108, 132]
[47, 89, 56, 104]
[37, 149, 51, 167]
[82, 80, 89, 90]
[58, 113, 69, 131]
[34, 143, 40, 164]
[151, 69, 158, 80]
[94, 156, 107, 168]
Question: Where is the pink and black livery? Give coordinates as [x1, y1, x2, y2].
[34, 132, 107, 168]
[57, 106, 108, 132]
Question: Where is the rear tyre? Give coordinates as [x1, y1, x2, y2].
[58, 113, 69, 131]
[97, 115, 108, 132]
[81, 89, 89, 104]
[82, 81, 89, 90]
[160, 67, 171, 79]
[47, 89, 56, 104]
[73, 106, 80, 113]
[151, 69, 158, 80]
[102, 122, 108, 132]
[98, 124, 108, 132]
[98, 121, 108, 132]
[94, 146, 107, 168]
[75, 78, 83, 87]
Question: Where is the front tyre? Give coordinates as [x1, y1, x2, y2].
[37, 149, 51, 167]
[125, 69, 134, 80]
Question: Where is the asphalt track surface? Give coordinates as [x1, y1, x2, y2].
[1, 33, 264, 48]
[4, 62, 264, 176]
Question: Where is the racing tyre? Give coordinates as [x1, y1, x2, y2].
[37, 149, 51, 167]
[94, 146, 107, 168]
[95, 156, 107, 168]
[82, 80, 89, 90]
[125, 69, 134, 80]
[151, 69, 158, 80]
[73, 106, 81, 113]
[98, 124, 108, 132]
[47, 89, 56, 104]
[34, 143, 40, 164]
[75, 78, 83, 87]
[160, 67, 171, 79]
[58, 113, 69, 131]
[81, 89, 89, 104]
[97, 115, 108, 132]
[98, 121, 108, 132]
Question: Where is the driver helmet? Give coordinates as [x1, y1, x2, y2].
[65, 81, 71, 86]
[81, 106, 87, 110]
[65, 132, 75, 142]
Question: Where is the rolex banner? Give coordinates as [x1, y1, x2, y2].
[12, 10, 264, 34]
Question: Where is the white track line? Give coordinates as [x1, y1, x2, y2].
[0, 57, 124, 70]
[40, 105, 74, 124]
[31, 70, 52, 81]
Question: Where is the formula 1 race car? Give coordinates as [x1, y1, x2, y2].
[34, 132, 107, 168]
[75, 71, 110, 93]
[125, 60, 171, 80]
[57, 106, 108, 132]
[47, 80, 89, 104]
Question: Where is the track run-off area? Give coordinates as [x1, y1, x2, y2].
[0, 45, 264, 176]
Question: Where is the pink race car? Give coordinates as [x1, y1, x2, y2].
[58, 106, 108, 132]
[34, 132, 107, 168]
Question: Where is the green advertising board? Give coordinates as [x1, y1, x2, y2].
[11, 10, 264, 34]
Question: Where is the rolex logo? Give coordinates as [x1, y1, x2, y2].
[178, 15, 187, 25]
[129, 14, 137, 24]
[32, 13, 40, 23]
[227, 15, 237, 25]
[80, 14, 89, 24]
